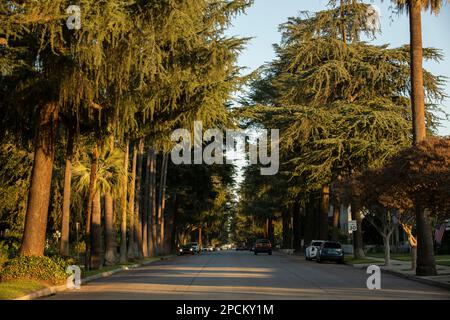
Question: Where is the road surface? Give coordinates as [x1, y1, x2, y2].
[47, 251, 450, 300]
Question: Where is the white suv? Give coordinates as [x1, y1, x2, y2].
[305, 240, 326, 261]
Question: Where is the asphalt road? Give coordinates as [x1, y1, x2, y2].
[47, 251, 450, 300]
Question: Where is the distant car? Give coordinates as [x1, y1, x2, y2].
[178, 244, 195, 255]
[189, 242, 201, 254]
[316, 241, 344, 264]
[305, 240, 326, 261]
[236, 243, 249, 251]
[254, 239, 272, 255]
[206, 245, 214, 252]
[178, 242, 200, 255]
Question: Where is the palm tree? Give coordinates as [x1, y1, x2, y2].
[127, 142, 138, 260]
[73, 145, 125, 269]
[393, 0, 447, 276]
[119, 140, 130, 263]
[157, 153, 169, 254]
[60, 129, 75, 256]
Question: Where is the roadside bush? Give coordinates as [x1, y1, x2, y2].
[0, 256, 69, 284]
[0, 236, 21, 258]
[0, 245, 8, 272]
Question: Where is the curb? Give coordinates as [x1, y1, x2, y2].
[14, 255, 174, 300]
[380, 268, 450, 291]
[349, 263, 450, 291]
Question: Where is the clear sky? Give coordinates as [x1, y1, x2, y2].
[226, 0, 450, 136]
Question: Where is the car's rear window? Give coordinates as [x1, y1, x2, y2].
[312, 242, 323, 246]
[324, 242, 341, 248]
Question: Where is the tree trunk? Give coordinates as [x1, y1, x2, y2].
[408, 2, 437, 277]
[157, 153, 169, 254]
[119, 140, 129, 263]
[351, 200, 365, 259]
[142, 150, 150, 258]
[312, 195, 320, 240]
[198, 227, 202, 249]
[409, 2, 427, 143]
[268, 218, 274, 245]
[411, 246, 417, 273]
[304, 201, 315, 248]
[20, 103, 58, 256]
[134, 139, 144, 259]
[319, 185, 330, 240]
[90, 191, 102, 269]
[292, 200, 301, 251]
[84, 145, 99, 270]
[332, 203, 340, 241]
[104, 192, 117, 265]
[383, 233, 392, 267]
[282, 210, 292, 249]
[127, 142, 137, 260]
[415, 206, 437, 276]
[60, 129, 74, 257]
[167, 194, 178, 253]
[339, 0, 347, 42]
[148, 147, 157, 256]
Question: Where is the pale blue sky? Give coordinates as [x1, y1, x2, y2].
[226, 0, 450, 135]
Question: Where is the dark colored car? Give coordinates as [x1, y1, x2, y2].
[236, 242, 249, 251]
[316, 241, 344, 263]
[178, 242, 199, 255]
[254, 239, 272, 255]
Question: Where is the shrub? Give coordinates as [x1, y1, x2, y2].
[0, 256, 69, 284]
[0, 252, 7, 273]
[0, 241, 10, 272]
[0, 237, 21, 258]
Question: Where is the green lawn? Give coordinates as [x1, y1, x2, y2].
[0, 257, 161, 300]
[344, 256, 382, 265]
[0, 280, 48, 300]
[369, 253, 450, 265]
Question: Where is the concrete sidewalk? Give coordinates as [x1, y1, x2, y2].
[352, 256, 450, 291]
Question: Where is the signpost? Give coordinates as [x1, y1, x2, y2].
[348, 220, 357, 233]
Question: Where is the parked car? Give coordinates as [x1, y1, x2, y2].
[178, 242, 200, 255]
[305, 240, 326, 261]
[190, 242, 201, 254]
[316, 241, 344, 264]
[236, 242, 249, 251]
[254, 239, 272, 255]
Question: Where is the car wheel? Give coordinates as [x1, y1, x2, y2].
[254, 251, 258, 255]
[268, 251, 272, 255]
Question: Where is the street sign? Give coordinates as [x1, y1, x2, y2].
[348, 221, 357, 232]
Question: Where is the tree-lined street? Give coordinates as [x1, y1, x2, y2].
[47, 251, 450, 300]
[1, 0, 450, 301]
